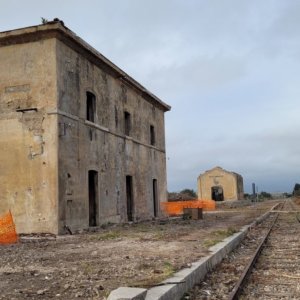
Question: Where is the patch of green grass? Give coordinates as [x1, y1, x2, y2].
[133, 223, 154, 232]
[203, 227, 238, 248]
[100, 222, 113, 229]
[131, 261, 175, 288]
[162, 261, 175, 277]
[135, 227, 167, 241]
[90, 230, 121, 241]
[81, 262, 94, 275]
[203, 238, 222, 248]
[219, 226, 237, 236]
[153, 230, 167, 240]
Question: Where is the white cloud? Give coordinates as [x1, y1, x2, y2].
[1, 0, 299, 193]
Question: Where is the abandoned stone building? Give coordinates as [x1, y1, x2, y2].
[197, 167, 244, 201]
[0, 20, 171, 234]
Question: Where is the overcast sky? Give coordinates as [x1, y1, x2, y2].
[1, 0, 299, 193]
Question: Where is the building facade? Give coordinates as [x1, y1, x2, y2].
[0, 20, 170, 234]
[197, 167, 244, 201]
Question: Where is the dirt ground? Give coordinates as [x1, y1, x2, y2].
[0, 200, 280, 299]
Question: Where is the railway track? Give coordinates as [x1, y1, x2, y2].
[183, 199, 300, 300]
[234, 199, 300, 299]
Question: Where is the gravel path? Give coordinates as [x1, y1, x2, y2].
[0, 200, 279, 299]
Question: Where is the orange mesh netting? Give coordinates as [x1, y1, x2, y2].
[161, 200, 215, 216]
[0, 211, 18, 244]
[201, 199, 216, 210]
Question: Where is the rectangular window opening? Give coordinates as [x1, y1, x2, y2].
[150, 125, 155, 146]
[124, 111, 131, 136]
[153, 179, 158, 218]
[86, 92, 96, 122]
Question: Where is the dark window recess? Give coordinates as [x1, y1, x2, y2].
[16, 107, 37, 112]
[124, 111, 131, 136]
[86, 92, 96, 122]
[150, 125, 155, 145]
[153, 179, 158, 218]
[115, 106, 118, 128]
[126, 176, 134, 222]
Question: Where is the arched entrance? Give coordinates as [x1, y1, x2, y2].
[211, 186, 224, 201]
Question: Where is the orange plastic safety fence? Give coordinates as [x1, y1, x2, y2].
[161, 200, 215, 216]
[201, 200, 216, 211]
[0, 211, 18, 244]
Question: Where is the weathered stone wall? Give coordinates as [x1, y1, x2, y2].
[56, 40, 168, 233]
[0, 22, 169, 234]
[197, 167, 242, 201]
[236, 174, 244, 200]
[0, 39, 59, 233]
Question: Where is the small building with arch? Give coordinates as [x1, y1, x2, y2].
[0, 20, 170, 234]
[197, 167, 244, 201]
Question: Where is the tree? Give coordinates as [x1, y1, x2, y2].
[244, 193, 250, 199]
[180, 189, 197, 198]
[283, 192, 292, 198]
[293, 183, 300, 196]
[41, 17, 48, 24]
[168, 188, 197, 201]
[259, 191, 272, 199]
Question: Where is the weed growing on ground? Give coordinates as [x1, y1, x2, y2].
[89, 231, 121, 241]
[130, 260, 175, 288]
[81, 262, 93, 275]
[162, 261, 175, 277]
[203, 227, 238, 248]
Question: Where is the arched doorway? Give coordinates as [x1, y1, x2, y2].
[211, 186, 224, 201]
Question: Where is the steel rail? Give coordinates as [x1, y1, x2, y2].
[228, 212, 280, 300]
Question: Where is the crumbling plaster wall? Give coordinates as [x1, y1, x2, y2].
[56, 40, 167, 232]
[236, 174, 244, 200]
[197, 168, 239, 201]
[0, 39, 59, 233]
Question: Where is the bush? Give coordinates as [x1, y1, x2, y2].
[293, 183, 300, 196]
[259, 191, 272, 199]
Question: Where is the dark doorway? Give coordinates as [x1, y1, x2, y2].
[211, 186, 224, 201]
[88, 170, 98, 226]
[126, 176, 134, 221]
[153, 179, 158, 217]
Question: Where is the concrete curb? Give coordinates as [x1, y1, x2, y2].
[145, 208, 275, 300]
[107, 204, 279, 300]
[107, 287, 147, 300]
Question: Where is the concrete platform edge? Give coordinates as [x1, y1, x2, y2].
[145, 209, 273, 300]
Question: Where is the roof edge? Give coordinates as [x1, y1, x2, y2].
[0, 21, 171, 112]
[198, 166, 242, 177]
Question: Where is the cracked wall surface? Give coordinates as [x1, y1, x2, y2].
[56, 40, 168, 233]
[0, 38, 59, 233]
[197, 167, 244, 201]
[0, 22, 169, 234]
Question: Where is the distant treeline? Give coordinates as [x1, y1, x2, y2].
[168, 189, 197, 201]
[293, 183, 300, 196]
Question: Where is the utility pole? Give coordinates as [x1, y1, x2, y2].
[252, 183, 256, 202]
